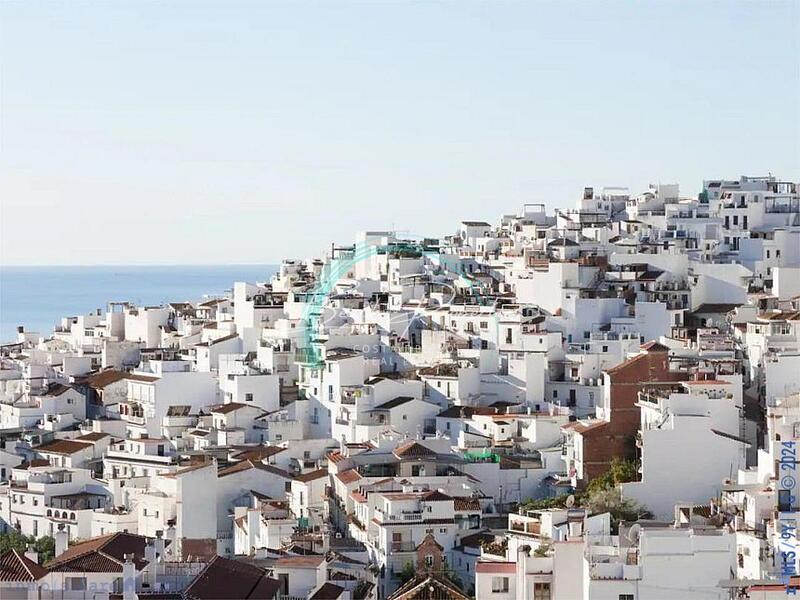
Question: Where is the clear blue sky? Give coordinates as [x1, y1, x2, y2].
[1, 1, 798, 266]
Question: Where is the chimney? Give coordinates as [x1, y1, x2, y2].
[122, 553, 138, 600]
[153, 530, 166, 560]
[24, 545, 38, 565]
[55, 524, 69, 557]
[144, 538, 157, 590]
[516, 545, 530, 600]
[164, 524, 176, 560]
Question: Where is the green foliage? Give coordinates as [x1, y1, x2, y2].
[533, 536, 552, 557]
[585, 458, 639, 495]
[583, 459, 651, 532]
[397, 561, 417, 585]
[518, 459, 650, 534]
[582, 487, 651, 532]
[0, 531, 54, 564]
[518, 494, 577, 512]
[439, 558, 464, 589]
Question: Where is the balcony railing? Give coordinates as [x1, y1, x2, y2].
[390, 540, 417, 552]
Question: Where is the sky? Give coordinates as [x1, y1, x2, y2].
[1, 1, 798, 266]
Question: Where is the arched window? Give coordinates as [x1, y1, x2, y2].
[46, 510, 52, 517]
[70, 513, 76, 520]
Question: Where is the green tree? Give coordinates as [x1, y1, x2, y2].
[582, 486, 651, 532]
[397, 561, 417, 585]
[0, 532, 55, 564]
[585, 458, 639, 496]
[518, 494, 577, 512]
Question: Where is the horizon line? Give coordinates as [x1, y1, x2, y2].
[0, 262, 280, 268]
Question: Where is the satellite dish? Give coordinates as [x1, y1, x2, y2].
[626, 524, 641, 544]
[565, 495, 575, 508]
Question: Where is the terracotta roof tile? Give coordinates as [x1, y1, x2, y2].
[35, 439, 93, 455]
[393, 441, 436, 459]
[185, 556, 280, 600]
[0, 550, 49, 582]
[294, 468, 328, 483]
[335, 469, 362, 484]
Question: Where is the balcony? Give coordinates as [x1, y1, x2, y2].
[376, 509, 423, 523]
[390, 540, 418, 552]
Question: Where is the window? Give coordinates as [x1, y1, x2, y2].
[68, 578, 87, 591]
[402, 414, 407, 421]
[618, 595, 634, 600]
[439, 527, 447, 533]
[534, 583, 551, 600]
[552, 390, 558, 399]
[245, 393, 253, 402]
[425, 555, 434, 567]
[480, 321, 488, 329]
[491, 577, 509, 593]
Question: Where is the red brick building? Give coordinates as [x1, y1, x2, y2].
[564, 342, 689, 488]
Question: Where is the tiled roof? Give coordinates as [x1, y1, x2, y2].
[16, 459, 51, 470]
[373, 396, 415, 410]
[456, 530, 495, 549]
[232, 446, 286, 461]
[125, 373, 159, 383]
[310, 583, 344, 599]
[562, 420, 608, 435]
[605, 351, 648, 375]
[294, 468, 328, 483]
[393, 441, 436, 459]
[437, 405, 496, 418]
[422, 490, 452, 502]
[453, 497, 481, 511]
[218, 460, 293, 479]
[335, 469, 362, 484]
[273, 554, 326, 568]
[693, 303, 741, 314]
[389, 573, 470, 600]
[45, 532, 160, 573]
[327, 450, 345, 464]
[0, 550, 49, 582]
[475, 561, 517, 574]
[35, 439, 93, 455]
[75, 432, 111, 442]
[211, 402, 252, 414]
[43, 383, 72, 397]
[640, 341, 670, 352]
[185, 556, 280, 600]
[87, 370, 128, 389]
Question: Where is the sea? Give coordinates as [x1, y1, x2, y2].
[0, 264, 277, 343]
